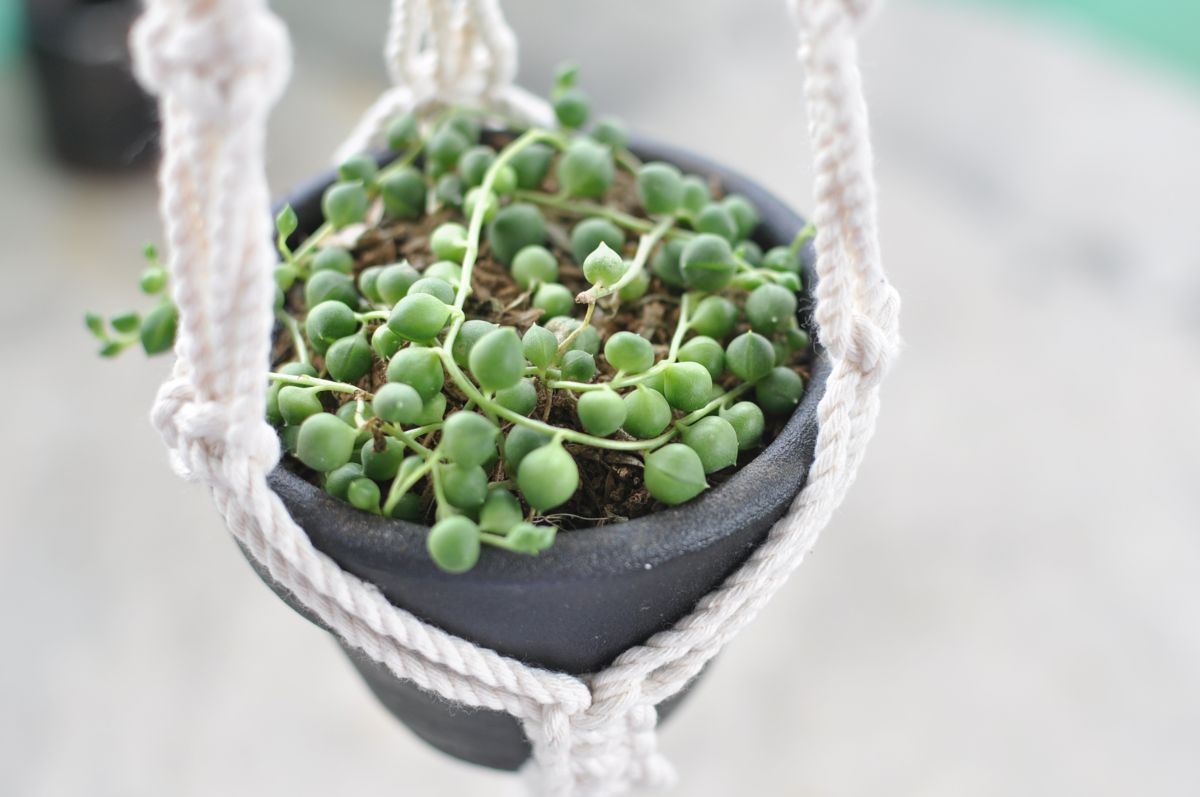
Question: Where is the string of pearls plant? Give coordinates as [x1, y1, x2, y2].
[90, 66, 815, 573]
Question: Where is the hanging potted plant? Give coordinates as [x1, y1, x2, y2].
[110, 0, 903, 788]
[91, 65, 826, 768]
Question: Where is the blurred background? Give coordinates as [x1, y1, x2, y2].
[2, 0, 1198, 794]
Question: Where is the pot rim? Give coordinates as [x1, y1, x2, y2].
[269, 133, 827, 586]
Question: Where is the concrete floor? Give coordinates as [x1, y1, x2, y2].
[2, 1, 1198, 795]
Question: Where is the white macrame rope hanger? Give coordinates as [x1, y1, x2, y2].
[130, 0, 898, 794]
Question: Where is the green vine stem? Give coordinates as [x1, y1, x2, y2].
[383, 454, 436, 516]
[276, 310, 309, 365]
[267, 372, 364, 396]
[513, 190, 692, 240]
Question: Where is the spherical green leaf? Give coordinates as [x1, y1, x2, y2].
[720, 401, 766, 451]
[680, 233, 736, 292]
[427, 516, 481, 573]
[430, 222, 469, 263]
[680, 416, 739, 474]
[139, 265, 167, 295]
[464, 187, 498, 223]
[386, 345, 444, 400]
[495, 379, 538, 416]
[576, 390, 626, 436]
[440, 462, 489, 510]
[278, 386, 323, 425]
[680, 175, 710, 218]
[275, 203, 299, 238]
[458, 145, 497, 187]
[305, 300, 357, 349]
[504, 425, 549, 477]
[756, 367, 805, 416]
[451, 319, 497, 367]
[560, 350, 596, 382]
[721, 194, 760, 239]
[361, 436, 406, 480]
[618, 269, 650, 301]
[522, 324, 558, 370]
[435, 173, 464, 208]
[556, 139, 614, 199]
[305, 270, 359, 309]
[380, 167, 426, 219]
[517, 440, 579, 511]
[372, 382, 423, 425]
[763, 245, 801, 274]
[663, 362, 713, 412]
[532, 283, 574, 320]
[479, 488, 524, 534]
[511, 245, 559, 290]
[325, 334, 372, 382]
[637, 162, 684, 216]
[695, 204, 737, 242]
[726, 331, 776, 382]
[604, 331, 655, 374]
[324, 462, 364, 500]
[487, 203, 547, 264]
[387, 293, 451, 341]
[688, 295, 739, 340]
[376, 262, 421, 305]
[347, 477, 382, 513]
[650, 238, 686, 287]
[644, 444, 707, 505]
[746, 283, 798, 334]
[582, 242, 626, 287]
[338, 154, 378, 186]
[440, 411, 499, 467]
[409, 276, 455, 305]
[622, 385, 671, 439]
[569, 218, 624, 265]
[469, 326, 525, 392]
[385, 112, 418, 152]
[591, 116, 627, 150]
[510, 143, 554, 190]
[677, 336, 725, 381]
[321, 181, 368, 229]
[428, 125, 469, 173]
[139, 302, 177, 355]
[554, 87, 590, 129]
[296, 412, 357, 472]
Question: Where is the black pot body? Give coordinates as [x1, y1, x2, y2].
[248, 137, 827, 770]
[25, 0, 157, 171]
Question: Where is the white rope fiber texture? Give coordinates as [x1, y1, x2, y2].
[130, 0, 899, 794]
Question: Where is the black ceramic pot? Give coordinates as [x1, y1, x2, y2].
[246, 137, 828, 771]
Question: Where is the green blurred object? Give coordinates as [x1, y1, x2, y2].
[956, 0, 1200, 81]
[0, 0, 24, 65]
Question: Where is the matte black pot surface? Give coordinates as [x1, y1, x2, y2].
[248, 137, 828, 770]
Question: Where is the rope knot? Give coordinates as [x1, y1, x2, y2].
[130, 0, 290, 123]
[842, 302, 900, 382]
[152, 377, 280, 481]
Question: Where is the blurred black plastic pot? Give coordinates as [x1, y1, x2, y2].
[25, 0, 156, 170]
